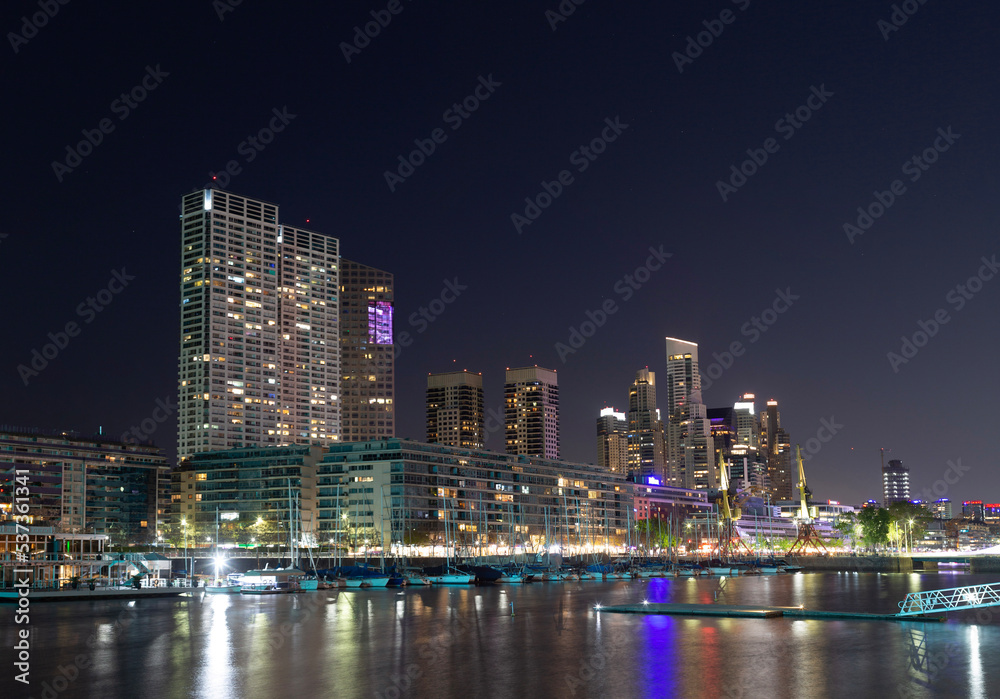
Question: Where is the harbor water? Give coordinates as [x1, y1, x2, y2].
[7, 572, 999, 698]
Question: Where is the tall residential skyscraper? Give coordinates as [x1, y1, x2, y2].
[427, 370, 484, 449]
[762, 399, 793, 501]
[339, 260, 394, 442]
[626, 369, 666, 481]
[596, 407, 628, 475]
[883, 459, 911, 506]
[505, 366, 559, 458]
[179, 189, 279, 458]
[664, 338, 716, 490]
[277, 225, 340, 445]
[180, 189, 344, 460]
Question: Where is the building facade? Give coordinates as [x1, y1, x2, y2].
[504, 366, 559, 458]
[0, 429, 168, 543]
[317, 439, 628, 550]
[626, 369, 666, 481]
[596, 407, 628, 476]
[277, 225, 340, 446]
[172, 445, 323, 544]
[339, 260, 395, 442]
[664, 338, 716, 490]
[179, 189, 283, 459]
[427, 371, 484, 449]
[882, 459, 911, 506]
[762, 399, 793, 501]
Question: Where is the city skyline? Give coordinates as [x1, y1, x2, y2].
[2, 3, 997, 509]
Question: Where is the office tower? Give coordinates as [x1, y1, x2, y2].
[178, 189, 282, 459]
[277, 225, 341, 445]
[597, 407, 628, 475]
[664, 338, 716, 490]
[929, 498, 953, 519]
[426, 370, 484, 449]
[626, 369, 666, 481]
[733, 393, 759, 448]
[961, 500, 985, 522]
[731, 394, 768, 494]
[178, 189, 342, 462]
[339, 260, 395, 442]
[882, 459, 911, 506]
[505, 366, 559, 458]
[762, 399, 794, 501]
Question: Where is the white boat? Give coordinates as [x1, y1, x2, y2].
[406, 575, 432, 586]
[708, 567, 733, 576]
[240, 583, 286, 595]
[345, 576, 391, 588]
[429, 573, 474, 585]
[205, 581, 241, 594]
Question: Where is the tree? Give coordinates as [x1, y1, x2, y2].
[833, 512, 860, 550]
[857, 506, 892, 550]
[887, 501, 930, 552]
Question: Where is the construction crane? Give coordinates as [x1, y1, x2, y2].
[787, 445, 828, 555]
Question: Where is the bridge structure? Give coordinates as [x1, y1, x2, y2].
[897, 581, 1000, 617]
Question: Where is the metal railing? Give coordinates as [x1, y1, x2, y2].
[897, 582, 1000, 616]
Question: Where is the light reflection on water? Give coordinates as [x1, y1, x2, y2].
[8, 573, 999, 698]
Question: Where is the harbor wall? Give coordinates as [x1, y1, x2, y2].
[789, 555, 914, 573]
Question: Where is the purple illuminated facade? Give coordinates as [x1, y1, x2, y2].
[370, 301, 393, 345]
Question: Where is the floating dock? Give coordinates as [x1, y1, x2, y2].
[597, 602, 943, 622]
[0, 588, 189, 603]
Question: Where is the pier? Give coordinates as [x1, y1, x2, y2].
[597, 602, 943, 622]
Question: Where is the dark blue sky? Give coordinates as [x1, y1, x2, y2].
[2, 1, 997, 506]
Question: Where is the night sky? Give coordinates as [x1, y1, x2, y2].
[3, 1, 998, 507]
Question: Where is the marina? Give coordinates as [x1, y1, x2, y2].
[7, 572, 1000, 698]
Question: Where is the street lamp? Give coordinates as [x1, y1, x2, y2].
[908, 519, 915, 553]
[181, 517, 188, 587]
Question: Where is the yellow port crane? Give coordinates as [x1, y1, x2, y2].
[787, 446, 828, 555]
[717, 451, 752, 559]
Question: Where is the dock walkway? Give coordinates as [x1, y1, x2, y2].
[598, 602, 942, 622]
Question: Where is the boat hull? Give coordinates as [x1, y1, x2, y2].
[205, 585, 242, 594]
[429, 574, 473, 585]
